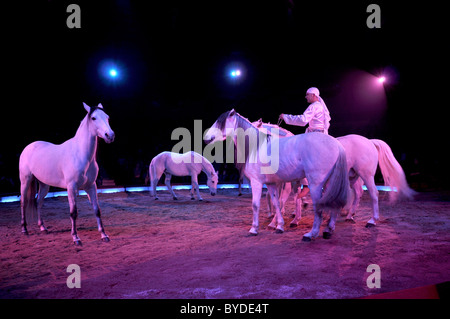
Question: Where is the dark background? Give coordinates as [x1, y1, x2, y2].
[2, 0, 448, 193]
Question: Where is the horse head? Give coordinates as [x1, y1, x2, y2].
[204, 109, 237, 144]
[83, 102, 115, 143]
[207, 170, 219, 196]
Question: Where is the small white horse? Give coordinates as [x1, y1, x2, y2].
[149, 151, 219, 201]
[19, 103, 115, 245]
[205, 109, 351, 240]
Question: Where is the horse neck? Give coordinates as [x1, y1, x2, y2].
[73, 115, 98, 162]
[233, 114, 269, 162]
[200, 159, 214, 178]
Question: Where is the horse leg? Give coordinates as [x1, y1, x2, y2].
[191, 175, 203, 201]
[19, 174, 34, 235]
[36, 182, 50, 232]
[67, 185, 82, 245]
[362, 176, 379, 227]
[164, 173, 178, 200]
[344, 175, 362, 223]
[290, 192, 303, 227]
[85, 184, 109, 242]
[238, 176, 243, 196]
[266, 191, 274, 218]
[266, 184, 284, 233]
[323, 209, 338, 239]
[302, 184, 323, 241]
[249, 179, 263, 235]
[150, 165, 163, 200]
[189, 182, 195, 200]
[279, 182, 291, 216]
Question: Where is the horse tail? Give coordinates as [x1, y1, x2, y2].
[22, 176, 38, 223]
[317, 143, 350, 210]
[371, 139, 416, 202]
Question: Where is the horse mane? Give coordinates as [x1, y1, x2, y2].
[227, 111, 271, 166]
[215, 110, 232, 132]
[259, 123, 294, 137]
[200, 155, 216, 177]
[88, 104, 105, 117]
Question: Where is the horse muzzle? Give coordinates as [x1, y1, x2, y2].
[103, 131, 115, 143]
[204, 135, 215, 145]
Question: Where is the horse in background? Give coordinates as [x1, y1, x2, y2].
[288, 134, 416, 228]
[19, 103, 115, 246]
[339, 136, 416, 225]
[205, 109, 351, 241]
[149, 151, 218, 201]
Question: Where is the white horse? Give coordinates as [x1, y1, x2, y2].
[288, 134, 416, 228]
[339, 135, 416, 225]
[149, 151, 219, 201]
[204, 109, 351, 240]
[19, 103, 115, 245]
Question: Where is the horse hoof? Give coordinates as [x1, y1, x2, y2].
[22, 231, 29, 236]
[302, 236, 312, 242]
[199, 199, 203, 201]
[191, 197, 195, 200]
[275, 229, 284, 234]
[289, 223, 298, 228]
[74, 240, 82, 246]
[154, 197, 159, 200]
[102, 237, 110, 243]
[238, 193, 243, 196]
[173, 197, 178, 200]
[323, 232, 332, 239]
[345, 218, 356, 224]
[365, 223, 376, 228]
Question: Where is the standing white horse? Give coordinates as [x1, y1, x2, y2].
[339, 135, 416, 225]
[204, 109, 351, 240]
[288, 134, 416, 228]
[19, 103, 115, 245]
[149, 151, 218, 201]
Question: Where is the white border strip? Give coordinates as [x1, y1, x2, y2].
[0, 184, 395, 204]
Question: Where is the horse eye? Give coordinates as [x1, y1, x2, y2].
[91, 117, 97, 121]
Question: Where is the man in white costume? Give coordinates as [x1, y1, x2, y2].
[280, 87, 331, 134]
[279, 87, 331, 198]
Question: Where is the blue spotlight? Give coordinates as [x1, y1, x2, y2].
[109, 69, 118, 77]
[230, 69, 241, 77]
[98, 59, 124, 85]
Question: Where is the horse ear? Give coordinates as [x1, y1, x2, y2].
[229, 109, 236, 116]
[83, 102, 91, 113]
[98, 103, 104, 109]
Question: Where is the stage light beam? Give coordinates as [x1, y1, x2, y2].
[230, 69, 241, 78]
[109, 69, 118, 77]
[378, 76, 386, 84]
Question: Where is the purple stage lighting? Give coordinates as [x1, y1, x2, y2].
[378, 76, 386, 84]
